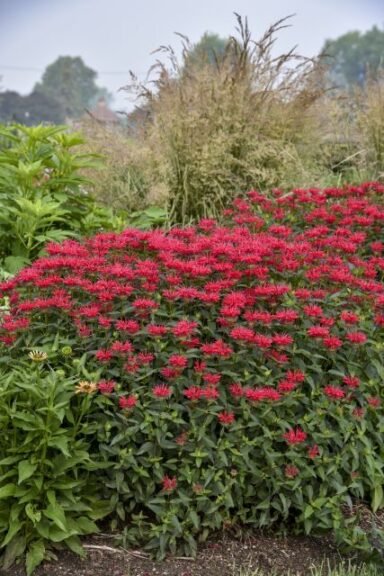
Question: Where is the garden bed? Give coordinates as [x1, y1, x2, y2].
[6, 531, 349, 576]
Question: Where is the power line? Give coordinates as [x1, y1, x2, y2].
[0, 64, 148, 76]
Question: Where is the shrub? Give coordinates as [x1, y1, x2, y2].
[0, 124, 127, 273]
[77, 118, 167, 213]
[0, 359, 111, 574]
[124, 16, 326, 225]
[1, 182, 384, 567]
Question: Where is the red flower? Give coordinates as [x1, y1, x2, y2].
[175, 431, 188, 445]
[203, 387, 220, 400]
[153, 385, 172, 398]
[285, 370, 305, 383]
[368, 396, 381, 408]
[285, 465, 299, 478]
[278, 379, 296, 393]
[203, 373, 221, 385]
[162, 475, 177, 492]
[218, 411, 235, 424]
[111, 341, 133, 353]
[229, 383, 244, 398]
[346, 331, 367, 344]
[340, 311, 359, 324]
[98, 379, 116, 394]
[304, 305, 323, 318]
[324, 385, 345, 399]
[183, 386, 204, 401]
[230, 326, 255, 342]
[283, 427, 307, 445]
[169, 354, 188, 368]
[160, 367, 179, 379]
[201, 340, 233, 357]
[272, 334, 293, 346]
[194, 360, 207, 373]
[323, 336, 343, 350]
[95, 349, 113, 362]
[252, 334, 273, 348]
[308, 444, 319, 459]
[343, 375, 360, 388]
[119, 395, 137, 409]
[246, 387, 281, 402]
[307, 326, 329, 338]
[147, 324, 168, 336]
[172, 320, 198, 337]
[115, 319, 140, 334]
[132, 298, 158, 310]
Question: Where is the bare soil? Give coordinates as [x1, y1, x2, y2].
[2, 530, 356, 576]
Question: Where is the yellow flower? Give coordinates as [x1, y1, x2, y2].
[75, 380, 97, 395]
[28, 350, 48, 362]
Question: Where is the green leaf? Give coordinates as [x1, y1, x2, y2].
[2, 518, 23, 547]
[189, 510, 200, 529]
[2, 535, 26, 569]
[26, 540, 45, 576]
[43, 503, 68, 532]
[0, 483, 16, 499]
[75, 516, 99, 534]
[18, 461, 37, 484]
[25, 503, 42, 525]
[47, 435, 70, 457]
[304, 505, 314, 519]
[372, 484, 384, 513]
[65, 535, 85, 557]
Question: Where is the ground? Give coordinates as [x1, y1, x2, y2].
[3, 531, 354, 576]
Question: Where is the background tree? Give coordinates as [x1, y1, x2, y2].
[185, 32, 229, 68]
[0, 90, 66, 125]
[321, 26, 384, 88]
[34, 56, 110, 119]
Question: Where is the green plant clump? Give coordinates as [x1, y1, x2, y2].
[0, 124, 128, 274]
[1, 182, 384, 572]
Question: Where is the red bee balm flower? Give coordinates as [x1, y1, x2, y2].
[153, 385, 172, 398]
[162, 475, 177, 492]
[168, 354, 188, 368]
[323, 336, 343, 350]
[308, 444, 319, 459]
[218, 411, 235, 424]
[346, 331, 367, 344]
[183, 386, 204, 401]
[343, 375, 360, 388]
[283, 427, 307, 445]
[285, 465, 299, 478]
[119, 395, 137, 409]
[98, 380, 116, 394]
[368, 397, 381, 408]
[324, 386, 345, 399]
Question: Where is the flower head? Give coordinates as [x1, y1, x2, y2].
[283, 427, 307, 445]
[75, 380, 97, 394]
[28, 350, 47, 362]
[162, 475, 177, 492]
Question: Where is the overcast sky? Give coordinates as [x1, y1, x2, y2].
[0, 0, 383, 110]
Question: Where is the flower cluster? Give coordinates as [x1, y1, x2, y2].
[1, 182, 384, 556]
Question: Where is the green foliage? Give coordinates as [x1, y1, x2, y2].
[0, 123, 126, 273]
[2, 183, 384, 569]
[0, 360, 111, 574]
[322, 26, 384, 88]
[185, 32, 230, 68]
[34, 56, 110, 119]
